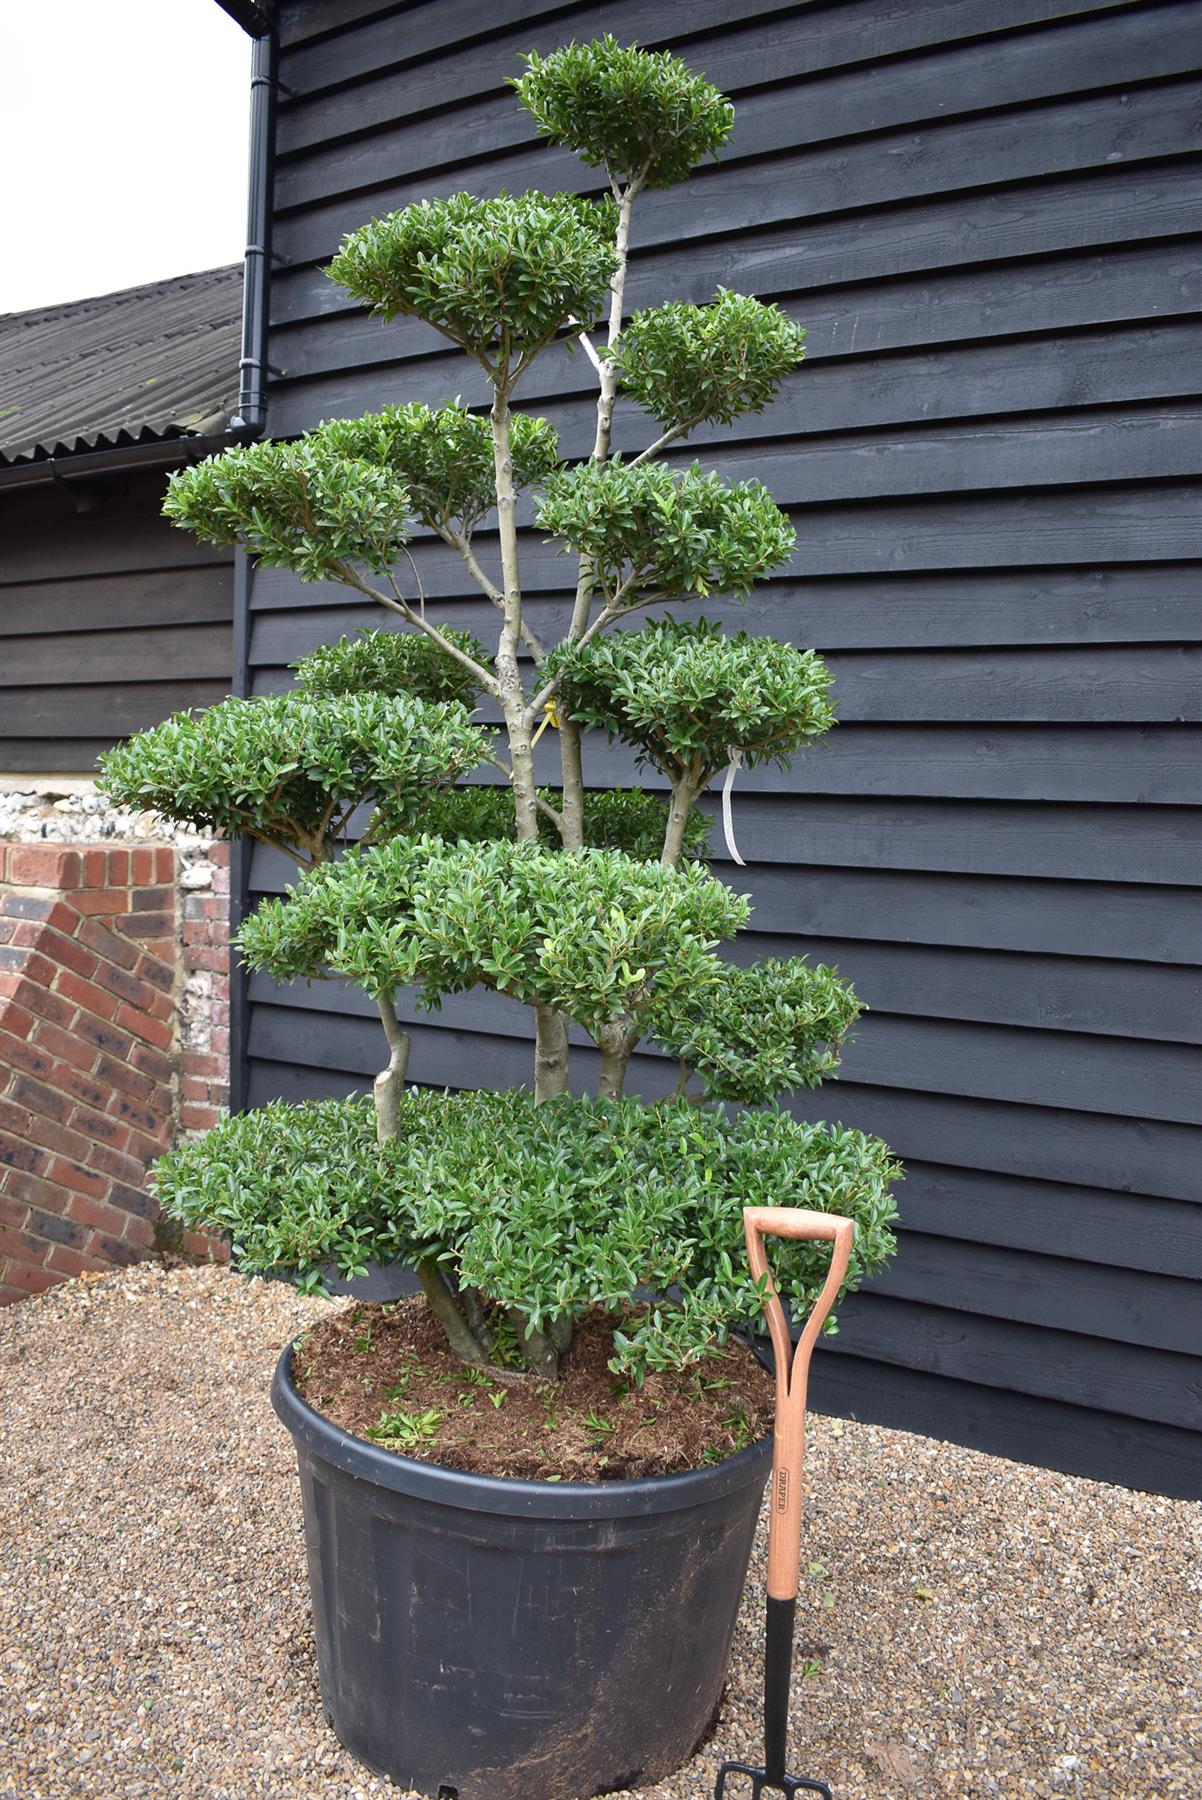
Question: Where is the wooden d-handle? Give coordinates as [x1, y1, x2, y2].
[743, 1206, 855, 1602]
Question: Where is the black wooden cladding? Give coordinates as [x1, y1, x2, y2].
[0, 474, 233, 773]
[249, 0, 1202, 1496]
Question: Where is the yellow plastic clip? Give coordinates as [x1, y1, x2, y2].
[530, 698, 561, 748]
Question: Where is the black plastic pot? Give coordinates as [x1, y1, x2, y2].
[272, 1342, 771, 1800]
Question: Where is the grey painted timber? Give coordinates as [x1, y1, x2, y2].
[244, 0, 1202, 1497]
[0, 474, 233, 774]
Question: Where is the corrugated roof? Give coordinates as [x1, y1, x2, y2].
[0, 265, 243, 467]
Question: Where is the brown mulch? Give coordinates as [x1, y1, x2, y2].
[292, 1296, 775, 1481]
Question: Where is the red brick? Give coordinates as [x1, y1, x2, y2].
[83, 849, 107, 889]
[115, 1004, 173, 1051]
[135, 955, 174, 995]
[120, 1213, 157, 1249]
[20, 1114, 92, 1165]
[1, 892, 55, 924]
[0, 1282, 32, 1305]
[23, 1205, 89, 1251]
[77, 918, 138, 969]
[7, 846, 80, 888]
[4, 1259, 60, 1295]
[9, 1073, 72, 1125]
[85, 1142, 148, 1188]
[94, 962, 158, 1010]
[107, 1091, 166, 1137]
[69, 1104, 130, 1150]
[66, 1193, 129, 1236]
[181, 1050, 222, 1078]
[0, 1030, 54, 1080]
[0, 1001, 35, 1041]
[0, 1138, 49, 1177]
[71, 890, 127, 916]
[88, 1230, 143, 1267]
[46, 1157, 109, 1201]
[130, 1043, 173, 1083]
[119, 912, 174, 939]
[0, 1193, 31, 1231]
[180, 1076, 209, 1102]
[0, 1225, 43, 1264]
[181, 1103, 220, 1131]
[134, 941, 175, 968]
[131, 886, 172, 913]
[47, 1063, 110, 1111]
[106, 849, 130, 885]
[155, 848, 175, 883]
[181, 1228, 230, 1263]
[130, 850, 153, 886]
[210, 1027, 229, 1056]
[46, 1242, 110, 1278]
[95, 1054, 154, 1102]
[106, 1179, 159, 1221]
[126, 1123, 171, 1161]
[146, 989, 175, 1024]
[5, 1169, 75, 1214]
[186, 949, 227, 973]
[18, 982, 78, 1032]
[54, 971, 118, 1021]
[32, 929, 96, 982]
[73, 1014, 134, 1060]
[1, 947, 58, 986]
[182, 921, 212, 947]
[9, 896, 80, 936]
[31, 1020, 97, 1073]
[8, 921, 51, 952]
[0, 1097, 30, 1135]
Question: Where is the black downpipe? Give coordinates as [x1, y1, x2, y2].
[228, 23, 277, 1113]
[230, 28, 278, 442]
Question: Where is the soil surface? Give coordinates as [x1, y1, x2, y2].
[292, 1296, 776, 1480]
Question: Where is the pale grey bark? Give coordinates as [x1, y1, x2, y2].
[372, 994, 412, 1145]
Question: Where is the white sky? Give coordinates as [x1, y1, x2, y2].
[2, 1, 251, 314]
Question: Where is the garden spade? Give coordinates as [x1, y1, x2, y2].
[715, 1205, 856, 1800]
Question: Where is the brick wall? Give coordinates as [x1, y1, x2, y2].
[0, 837, 230, 1302]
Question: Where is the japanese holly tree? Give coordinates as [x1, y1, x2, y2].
[102, 36, 900, 1384]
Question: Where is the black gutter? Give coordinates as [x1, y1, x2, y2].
[213, 1, 275, 38]
[0, 431, 240, 495]
[230, 26, 278, 442]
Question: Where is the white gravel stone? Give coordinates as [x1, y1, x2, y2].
[0, 1264, 1198, 1799]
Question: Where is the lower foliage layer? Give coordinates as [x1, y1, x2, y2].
[154, 1088, 900, 1382]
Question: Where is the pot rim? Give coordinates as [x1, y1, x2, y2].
[272, 1338, 772, 1521]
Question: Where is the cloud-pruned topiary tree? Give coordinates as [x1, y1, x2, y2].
[101, 37, 900, 1385]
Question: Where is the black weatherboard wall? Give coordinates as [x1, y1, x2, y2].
[0, 474, 234, 774]
[246, 0, 1202, 1496]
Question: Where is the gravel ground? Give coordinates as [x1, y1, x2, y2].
[1, 1264, 1198, 1800]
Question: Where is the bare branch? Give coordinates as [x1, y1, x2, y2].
[442, 525, 503, 605]
[630, 419, 694, 467]
[534, 790, 565, 831]
[574, 328, 605, 375]
[329, 559, 501, 696]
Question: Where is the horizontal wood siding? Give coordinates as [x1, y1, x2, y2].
[0, 473, 233, 773]
[252, 0, 1202, 1496]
